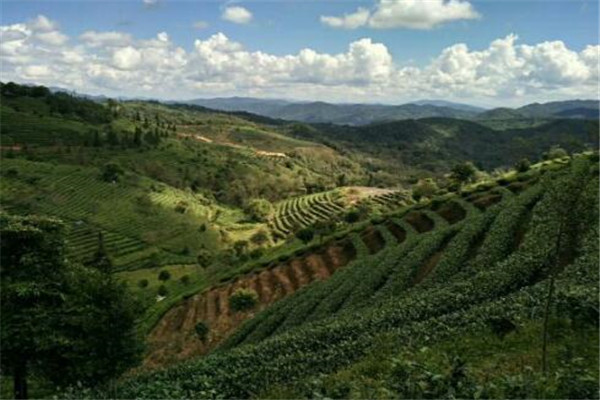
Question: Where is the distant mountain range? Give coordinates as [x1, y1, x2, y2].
[182, 97, 599, 125]
[45, 85, 598, 126]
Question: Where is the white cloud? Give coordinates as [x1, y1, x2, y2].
[193, 21, 210, 30]
[36, 31, 68, 46]
[80, 31, 132, 47]
[1, 15, 597, 107]
[112, 46, 142, 70]
[320, 8, 370, 30]
[222, 6, 253, 24]
[322, 0, 480, 30]
[28, 15, 57, 32]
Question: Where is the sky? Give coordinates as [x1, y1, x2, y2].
[1, 0, 598, 107]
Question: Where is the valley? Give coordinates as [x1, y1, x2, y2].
[0, 82, 598, 399]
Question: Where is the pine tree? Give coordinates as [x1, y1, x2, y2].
[89, 232, 113, 273]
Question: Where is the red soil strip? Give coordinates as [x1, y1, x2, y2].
[360, 226, 385, 254]
[258, 270, 275, 302]
[435, 201, 467, 225]
[289, 258, 311, 287]
[304, 253, 330, 280]
[506, 181, 529, 194]
[405, 212, 434, 233]
[413, 251, 443, 285]
[385, 221, 406, 242]
[271, 267, 295, 295]
[472, 194, 503, 210]
[143, 239, 359, 370]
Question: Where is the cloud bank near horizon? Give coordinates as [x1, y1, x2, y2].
[1, 15, 598, 106]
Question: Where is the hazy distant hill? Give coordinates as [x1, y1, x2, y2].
[517, 100, 599, 118]
[409, 99, 486, 112]
[184, 97, 598, 125]
[185, 98, 479, 125]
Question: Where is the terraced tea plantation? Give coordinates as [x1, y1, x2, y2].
[269, 191, 346, 239]
[140, 158, 546, 367]
[359, 189, 413, 213]
[108, 157, 599, 399]
[0, 158, 221, 270]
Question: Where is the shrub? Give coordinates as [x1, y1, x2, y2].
[229, 288, 259, 312]
[344, 209, 361, 223]
[195, 321, 209, 342]
[245, 198, 274, 222]
[180, 275, 190, 285]
[514, 158, 531, 172]
[412, 178, 438, 201]
[250, 230, 270, 246]
[197, 248, 214, 269]
[250, 248, 264, 259]
[5, 167, 18, 177]
[157, 285, 168, 297]
[158, 270, 171, 281]
[137, 279, 149, 289]
[101, 162, 123, 182]
[296, 227, 315, 244]
[174, 201, 188, 214]
[546, 146, 568, 160]
[451, 162, 477, 184]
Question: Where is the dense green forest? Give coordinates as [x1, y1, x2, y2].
[0, 82, 598, 399]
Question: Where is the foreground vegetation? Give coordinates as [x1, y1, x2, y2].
[76, 157, 599, 399]
[1, 82, 598, 399]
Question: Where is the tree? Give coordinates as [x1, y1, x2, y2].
[514, 158, 531, 173]
[344, 209, 361, 224]
[158, 270, 171, 282]
[250, 230, 270, 247]
[91, 129, 102, 147]
[314, 218, 337, 243]
[0, 214, 143, 399]
[546, 145, 568, 160]
[197, 247, 214, 269]
[157, 285, 168, 297]
[101, 162, 123, 182]
[88, 231, 112, 273]
[229, 288, 259, 312]
[296, 227, 315, 244]
[412, 178, 438, 201]
[245, 199, 273, 222]
[233, 240, 249, 256]
[133, 126, 143, 147]
[450, 161, 477, 185]
[195, 322, 209, 342]
[106, 126, 119, 146]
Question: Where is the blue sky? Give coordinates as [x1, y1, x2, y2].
[1, 0, 598, 105]
[3, 0, 597, 61]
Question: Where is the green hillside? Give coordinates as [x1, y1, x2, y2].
[106, 156, 598, 399]
[1, 82, 598, 399]
[288, 117, 598, 173]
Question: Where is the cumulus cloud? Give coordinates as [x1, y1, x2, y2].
[193, 21, 209, 30]
[322, 0, 480, 30]
[142, 0, 159, 8]
[1, 15, 597, 106]
[222, 6, 253, 24]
